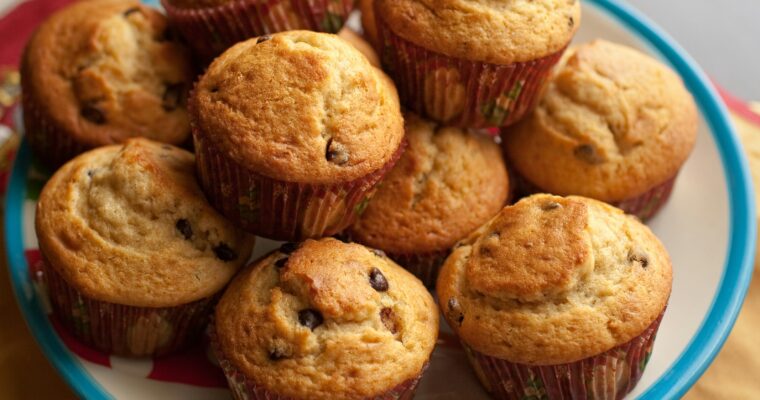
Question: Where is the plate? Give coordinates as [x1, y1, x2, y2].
[4, 0, 756, 399]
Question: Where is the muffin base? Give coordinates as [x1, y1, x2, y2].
[22, 89, 92, 170]
[210, 322, 427, 400]
[193, 130, 405, 241]
[462, 312, 664, 400]
[42, 256, 217, 357]
[512, 173, 678, 221]
[163, 0, 355, 61]
[375, 9, 566, 128]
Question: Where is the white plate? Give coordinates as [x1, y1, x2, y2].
[4, 1, 755, 399]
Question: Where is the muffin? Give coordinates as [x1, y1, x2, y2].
[437, 194, 672, 399]
[348, 113, 509, 286]
[503, 40, 698, 220]
[213, 238, 438, 399]
[338, 28, 380, 68]
[36, 138, 255, 356]
[191, 31, 405, 241]
[21, 0, 194, 169]
[374, 0, 581, 128]
[163, 0, 356, 61]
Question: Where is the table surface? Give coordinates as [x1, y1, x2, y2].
[629, 0, 760, 101]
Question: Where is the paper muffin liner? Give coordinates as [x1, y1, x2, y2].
[21, 89, 92, 170]
[193, 129, 405, 241]
[513, 172, 678, 221]
[375, 11, 566, 129]
[42, 255, 217, 357]
[462, 312, 664, 400]
[209, 322, 427, 400]
[162, 0, 355, 61]
[381, 249, 448, 288]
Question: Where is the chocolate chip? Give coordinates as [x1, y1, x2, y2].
[268, 348, 287, 361]
[162, 83, 185, 111]
[542, 201, 561, 211]
[369, 267, 388, 292]
[380, 307, 398, 334]
[325, 138, 349, 165]
[175, 219, 192, 240]
[574, 144, 603, 164]
[568, 16, 575, 28]
[123, 7, 140, 17]
[447, 298, 464, 327]
[213, 243, 237, 261]
[298, 309, 323, 331]
[87, 170, 94, 178]
[279, 242, 299, 254]
[257, 35, 272, 44]
[628, 248, 649, 269]
[210, 86, 219, 93]
[81, 104, 106, 124]
[275, 257, 289, 269]
[371, 249, 386, 258]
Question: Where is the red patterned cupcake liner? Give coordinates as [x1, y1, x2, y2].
[463, 312, 664, 400]
[381, 249, 448, 288]
[513, 172, 678, 221]
[42, 256, 217, 357]
[162, 0, 356, 61]
[209, 322, 427, 399]
[21, 88, 92, 170]
[374, 10, 566, 129]
[193, 129, 405, 241]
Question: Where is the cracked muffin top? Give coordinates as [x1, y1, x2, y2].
[215, 238, 438, 399]
[503, 40, 698, 202]
[191, 31, 405, 184]
[349, 113, 509, 255]
[21, 0, 194, 148]
[375, 0, 581, 63]
[35, 138, 255, 307]
[436, 194, 672, 365]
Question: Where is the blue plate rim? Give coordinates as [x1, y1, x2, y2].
[3, 0, 756, 399]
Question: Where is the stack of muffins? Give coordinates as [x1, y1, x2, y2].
[22, 0, 698, 399]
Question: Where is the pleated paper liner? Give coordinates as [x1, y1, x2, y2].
[463, 312, 664, 400]
[209, 322, 428, 400]
[42, 256, 217, 357]
[194, 130, 405, 241]
[162, 0, 355, 61]
[513, 172, 679, 221]
[375, 10, 566, 129]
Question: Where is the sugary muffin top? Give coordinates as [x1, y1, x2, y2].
[22, 0, 194, 148]
[191, 31, 405, 184]
[375, 0, 581, 63]
[215, 238, 438, 399]
[349, 113, 509, 255]
[437, 194, 672, 365]
[504, 40, 698, 201]
[36, 139, 255, 307]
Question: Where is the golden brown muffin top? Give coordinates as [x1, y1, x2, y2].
[504, 40, 698, 202]
[216, 238, 438, 399]
[21, 0, 194, 148]
[191, 31, 404, 184]
[35, 139, 255, 307]
[437, 194, 672, 365]
[349, 113, 509, 255]
[375, 0, 581, 63]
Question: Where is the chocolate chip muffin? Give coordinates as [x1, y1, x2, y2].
[503, 40, 698, 221]
[213, 238, 438, 399]
[21, 0, 194, 169]
[348, 113, 509, 286]
[191, 31, 405, 241]
[36, 138, 255, 356]
[437, 194, 672, 399]
[163, 0, 356, 61]
[374, 0, 581, 127]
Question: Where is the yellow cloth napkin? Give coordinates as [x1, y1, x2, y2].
[1, 106, 759, 399]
